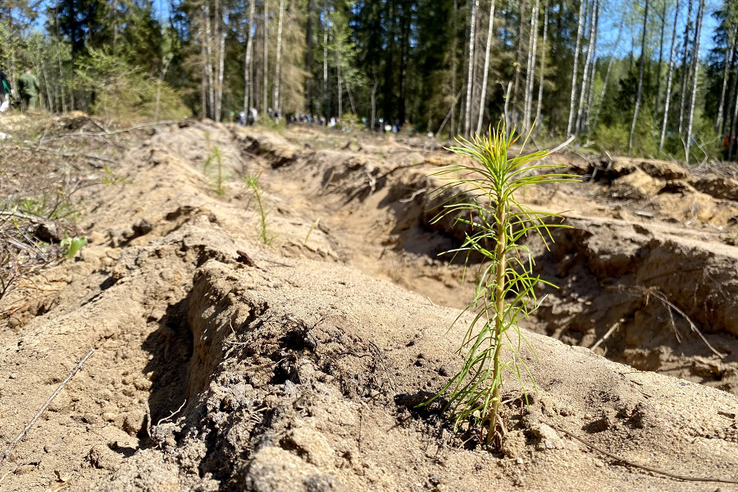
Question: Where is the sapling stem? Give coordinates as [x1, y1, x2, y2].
[427, 122, 577, 446]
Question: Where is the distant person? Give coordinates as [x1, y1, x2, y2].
[0, 68, 12, 114]
[17, 67, 40, 112]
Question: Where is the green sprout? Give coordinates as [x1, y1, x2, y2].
[61, 236, 88, 259]
[430, 123, 576, 445]
[244, 173, 274, 245]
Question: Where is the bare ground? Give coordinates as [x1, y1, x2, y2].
[0, 117, 737, 491]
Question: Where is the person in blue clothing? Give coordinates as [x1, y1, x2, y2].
[0, 68, 12, 113]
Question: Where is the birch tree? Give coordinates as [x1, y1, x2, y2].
[628, 0, 649, 154]
[534, 0, 549, 130]
[523, 0, 539, 133]
[244, 0, 256, 114]
[716, 28, 735, 132]
[476, 0, 496, 134]
[678, 0, 693, 134]
[685, 0, 704, 163]
[576, 0, 597, 134]
[567, 0, 586, 135]
[273, 0, 284, 113]
[659, 0, 681, 150]
[464, 0, 479, 135]
[263, 0, 269, 112]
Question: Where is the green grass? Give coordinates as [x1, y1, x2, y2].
[429, 123, 577, 445]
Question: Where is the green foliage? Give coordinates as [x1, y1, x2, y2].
[61, 236, 87, 259]
[202, 133, 228, 195]
[8, 191, 79, 222]
[101, 165, 131, 186]
[244, 174, 274, 245]
[429, 124, 577, 445]
[75, 48, 190, 122]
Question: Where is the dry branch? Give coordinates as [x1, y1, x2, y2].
[0, 349, 95, 464]
[552, 423, 738, 484]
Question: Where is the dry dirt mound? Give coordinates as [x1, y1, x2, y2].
[0, 121, 737, 491]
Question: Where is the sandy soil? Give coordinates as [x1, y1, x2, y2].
[0, 117, 737, 491]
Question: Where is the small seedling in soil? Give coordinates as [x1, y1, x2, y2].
[204, 145, 227, 196]
[303, 218, 320, 245]
[429, 123, 575, 446]
[61, 236, 88, 259]
[244, 173, 274, 245]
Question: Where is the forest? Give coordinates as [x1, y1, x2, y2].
[1, 0, 738, 163]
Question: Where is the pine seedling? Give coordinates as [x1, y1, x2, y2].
[244, 173, 274, 245]
[430, 123, 576, 445]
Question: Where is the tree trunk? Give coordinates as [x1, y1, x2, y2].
[204, 3, 215, 120]
[729, 70, 738, 160]
[273, 0, 284, 113]
[685, 0, 704, 164]
[678, 0, 693, 134]
[451, 0, 458, 135]
[654, 0, 667, 119]
[628, 0, 649, 155]
[306, 0, 314, 114]
[511, 0, 527, 123]
[567, 0, 586, 135]
[476, 0, 496, 134]
[534, 0, 549, 131]
[464, 0, 479, 135]
[215, 0, 224, 122]
[659, 0, 680, 150]
[592, 13, 624, 130]
[575, 0, 596, 134]
[263, 0, 270, 113]
[371, 75, 378, 130]
[201, 7, 208, 120]
[716, 31, 735, 133]
[523, 0, 539, 133]
[323, 3, 328, 116]
[244, 0, 256, 114]
[725, 26, 738, 139]
[584, 0, 600, 132]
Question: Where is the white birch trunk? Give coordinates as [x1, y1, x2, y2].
[263, 0, 269, 113]
[216, 0, 225, 122]
[244, 0, 256, 114]
[628, 0, 649, 154]
[716, 32, 735, 132]
[575, 0, 596, 134]
[534, 0, 548, 130]
[476, 0, 496, 134]
[567, 0, 586, 136]
[464, 0, 479, 135]
[678, 0, 693, 134]
[523, 0, 539, 133]
[584, 0, 600, 131]
[273, 0, 284, 113]
[205, 3, 215, 120]
[323, 7, 328, 114]
[685, 0, 704, 164]
[659, 0, 681, 150]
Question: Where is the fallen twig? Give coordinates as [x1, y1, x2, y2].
[590, 320, 621, 351]
[552, 423, 738, 484]
[644, 287, 725, 358]
[73, 120, 180, 137]
[0, 348, 95, 464]
[36, 147, 116, 165]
